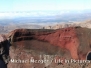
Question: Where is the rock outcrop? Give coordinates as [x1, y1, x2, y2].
[0, 34, 10, 68]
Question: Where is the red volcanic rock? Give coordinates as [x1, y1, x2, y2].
[35, 27, 79, 59]
[8, 27, 91, 60]
[7, 27, 91, 68]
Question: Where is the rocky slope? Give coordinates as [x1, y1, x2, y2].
[0, 27, 91, 68]
[5, 27, 91, 68]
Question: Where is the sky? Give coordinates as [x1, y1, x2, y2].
[0, 0, 91, 12]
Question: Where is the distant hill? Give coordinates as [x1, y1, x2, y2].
[44, 20, 91, 29]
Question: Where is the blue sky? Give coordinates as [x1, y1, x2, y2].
[0, 0, 91, 12]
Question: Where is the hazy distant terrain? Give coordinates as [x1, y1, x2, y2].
[0, 10, 91, 33]
[0, 24, 42, 34]
[1, 10, 91, 24]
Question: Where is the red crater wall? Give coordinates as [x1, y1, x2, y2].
[8, 27, 91, 60]
[35, 27, 79, 59]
